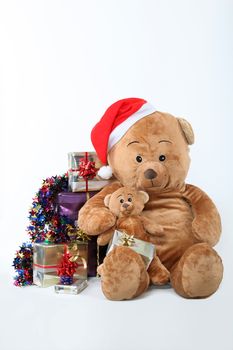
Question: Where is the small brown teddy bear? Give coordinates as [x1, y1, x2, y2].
[97, 186, 170, 295]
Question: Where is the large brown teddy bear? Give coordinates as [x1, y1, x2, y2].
[78, 98, 223, 300]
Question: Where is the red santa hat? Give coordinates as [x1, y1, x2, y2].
[91, 97, 156, 179]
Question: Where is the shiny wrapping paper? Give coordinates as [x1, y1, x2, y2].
[54, 279, 88, 295]
[68, 152, 110, 192]
[56, 191, 108, 277]
[33, 242, 87, 287]
[57, 191, 97, 222]
[107, 230, 155, 269]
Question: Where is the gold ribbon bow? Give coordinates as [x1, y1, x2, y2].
[120, 233, 135, 247]
[69, 244, 87, 269]
[66, 225, 90, 242]
[66, 225, 89, 269]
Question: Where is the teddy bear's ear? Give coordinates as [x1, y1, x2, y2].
[104, 194, 112, 207]
[177, 118, 195, 145]
[138, 191, 149, 204]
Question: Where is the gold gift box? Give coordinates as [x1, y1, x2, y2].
[68, 152, 111, 192]
[33, 242, 88, 287]
[107, 230, 155, 269]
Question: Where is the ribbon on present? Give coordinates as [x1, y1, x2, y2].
[120, 233, 135, 247]
[33, 263, 59, 269]
[69, 244, 87, 269]
[57, 244, 87, 279]
[78, 152, 98, 192]
[34, 259, 77, 270]
[68, 234, 88, 269]
[66, 225, 90, 242]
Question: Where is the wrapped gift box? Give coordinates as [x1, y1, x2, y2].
[87, 235, 107, 277]
[56, 191, 108, 277]
[54, 279, 88, 295]
[33, 242, 87, 287]
[68, 152, 111, 192]
[57, 191, 97, 222]
[107, 230, 155, 269]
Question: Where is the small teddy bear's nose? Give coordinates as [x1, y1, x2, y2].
[144, 169, 157, 179]
[122, 203, 129, 208]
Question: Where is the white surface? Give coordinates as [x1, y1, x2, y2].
[0, 1, 233, 350]
[1, 271, 232, 350]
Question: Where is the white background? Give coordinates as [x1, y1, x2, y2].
[0, 1, 233, 349]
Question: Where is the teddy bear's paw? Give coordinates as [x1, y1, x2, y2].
[150, 268, 170, 285]
[79, 207, 116, 235]
[100, 246, 149, 300]
[97, 228, 115, 246]
[192, 217, 220, 247]
[146, 224, 164, 235]
[170, 243, 223, 298]
[141, 217, 164, 236]
[97, 263, 103, 276]
[148, 257, 170, 285]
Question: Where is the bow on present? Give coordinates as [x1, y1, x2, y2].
[57, 244, 87, 279]
[66, 225, 90, 242]
[78, 152, 98, 192]
[120, 233, 135, 247]
[69, 243, 87, 269]
[57, 245, 78, 278]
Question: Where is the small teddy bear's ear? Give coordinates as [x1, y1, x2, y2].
[104, 194, 112, 207]
[177, 118, 195, 145]
[138, 191, 149, 204]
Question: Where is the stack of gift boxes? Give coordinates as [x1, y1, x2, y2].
[33, 152, 111, 294]
[20, 150, 156, 295]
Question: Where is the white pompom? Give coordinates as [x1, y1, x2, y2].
[98, 166, 113, 180]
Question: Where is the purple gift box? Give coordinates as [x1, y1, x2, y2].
[57, 191, 97, 222]
[56, 192, 107, 277]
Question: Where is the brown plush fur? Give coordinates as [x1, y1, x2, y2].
[98, 246, 150, 301]
[98, 186, 163, 244]
[78, 111, 223, 300]
[170, 243, 223, 298]
[97, 187, 170, 289]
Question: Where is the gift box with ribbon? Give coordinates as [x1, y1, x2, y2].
[68, 152, 111, 192]
[56, 192, 108, 277]
[107, 230, 155, 269]
[54, 242, 88, 295]
[33, 240, 88, 287]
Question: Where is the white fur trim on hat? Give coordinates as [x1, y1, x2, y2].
[98, 166, 113, 180]
[108, 102, 156, 151]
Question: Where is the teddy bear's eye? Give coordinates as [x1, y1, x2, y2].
[159, 155, 166, 162]
[120, 199, 124, 203]
[128, 198, 132, 202]
[136, 155, 142, 163]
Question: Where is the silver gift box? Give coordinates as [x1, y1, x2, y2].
[33, 242, 88, 287]
[107, 230, 155, 269]
[54, 279, 88, 295]
[68, 152, 111, 192]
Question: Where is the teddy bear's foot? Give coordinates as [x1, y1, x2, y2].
[148, 256, 170, 285]
[170, 243, 223, 298]
[99, 246, 150, 301]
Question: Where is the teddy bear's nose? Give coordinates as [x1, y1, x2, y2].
[144, 169, 157, 179]
[122, 203, 130, 208]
